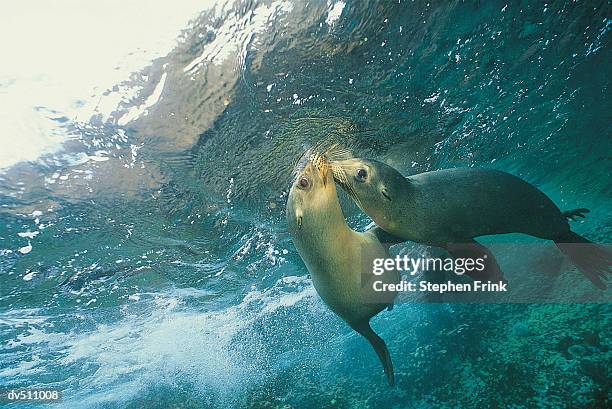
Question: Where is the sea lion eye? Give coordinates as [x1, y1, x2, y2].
[356, 168, 367, 180]
[298, 177, 310, 189]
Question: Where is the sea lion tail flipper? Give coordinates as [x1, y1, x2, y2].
[353, 322, 395, 386]
[554, 231, 611, 289]
[562, 208, 590, 222]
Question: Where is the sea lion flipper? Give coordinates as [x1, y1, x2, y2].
[554, 231, 611, 289]
[352, 322, 395, 386]
[366, 226, 406, 247]
[446, 240, 506, 282]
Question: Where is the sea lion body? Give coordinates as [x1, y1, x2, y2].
[286, 158, 398, 384]
[292, 225, 391, 323]
[382, 168, 568, 244]
[332, 159, 610, 288]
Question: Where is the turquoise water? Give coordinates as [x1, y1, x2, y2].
[1, 1, 610, 408]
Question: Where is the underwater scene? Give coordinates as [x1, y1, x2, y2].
[0, 1, 610, 408]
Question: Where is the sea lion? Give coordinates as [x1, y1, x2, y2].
[331, 159, 610, 289]
[286, 154, 399, 385]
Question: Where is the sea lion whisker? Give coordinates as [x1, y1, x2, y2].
[330, 146, 352, 155]
[331, 165, 363, 208]
[291, 152, 307, 177]
[326, 150, 352, 161]
[321, 143, 340, 158]
[311, 138, 331, 156]
[323, 144, 353, 161]
[329, 162, 356, 177]
[347, 181, 363, 209]
[344, 181, 363, 209]
[292, 149, 317, 181]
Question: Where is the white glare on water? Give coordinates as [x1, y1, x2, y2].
[0, 0, 214, 169]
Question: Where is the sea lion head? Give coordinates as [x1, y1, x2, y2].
[330, 158, 410, 228]
[286, 154, 342, 235]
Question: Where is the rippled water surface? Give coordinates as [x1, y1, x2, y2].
[1, 1, 611, 408]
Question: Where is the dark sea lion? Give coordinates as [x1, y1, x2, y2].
[331, 159, 610, 289]
[286, 155, 398, 385]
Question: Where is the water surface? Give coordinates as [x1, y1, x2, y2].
[1, 1, 610, 408]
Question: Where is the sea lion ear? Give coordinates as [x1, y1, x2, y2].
[295, 209, 303, 229]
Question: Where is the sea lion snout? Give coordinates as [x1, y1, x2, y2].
[287, 156, 337, 234]
[308, 152, 332, 186]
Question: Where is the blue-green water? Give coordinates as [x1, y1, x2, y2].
[1, 1, 611, 408]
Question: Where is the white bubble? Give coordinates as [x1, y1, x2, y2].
[17, 231, 39, 239]
[18, 242, 32, 254]
[23, 271, 36, 281]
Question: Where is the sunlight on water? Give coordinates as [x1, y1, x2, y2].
[0, 0, 212, 169]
